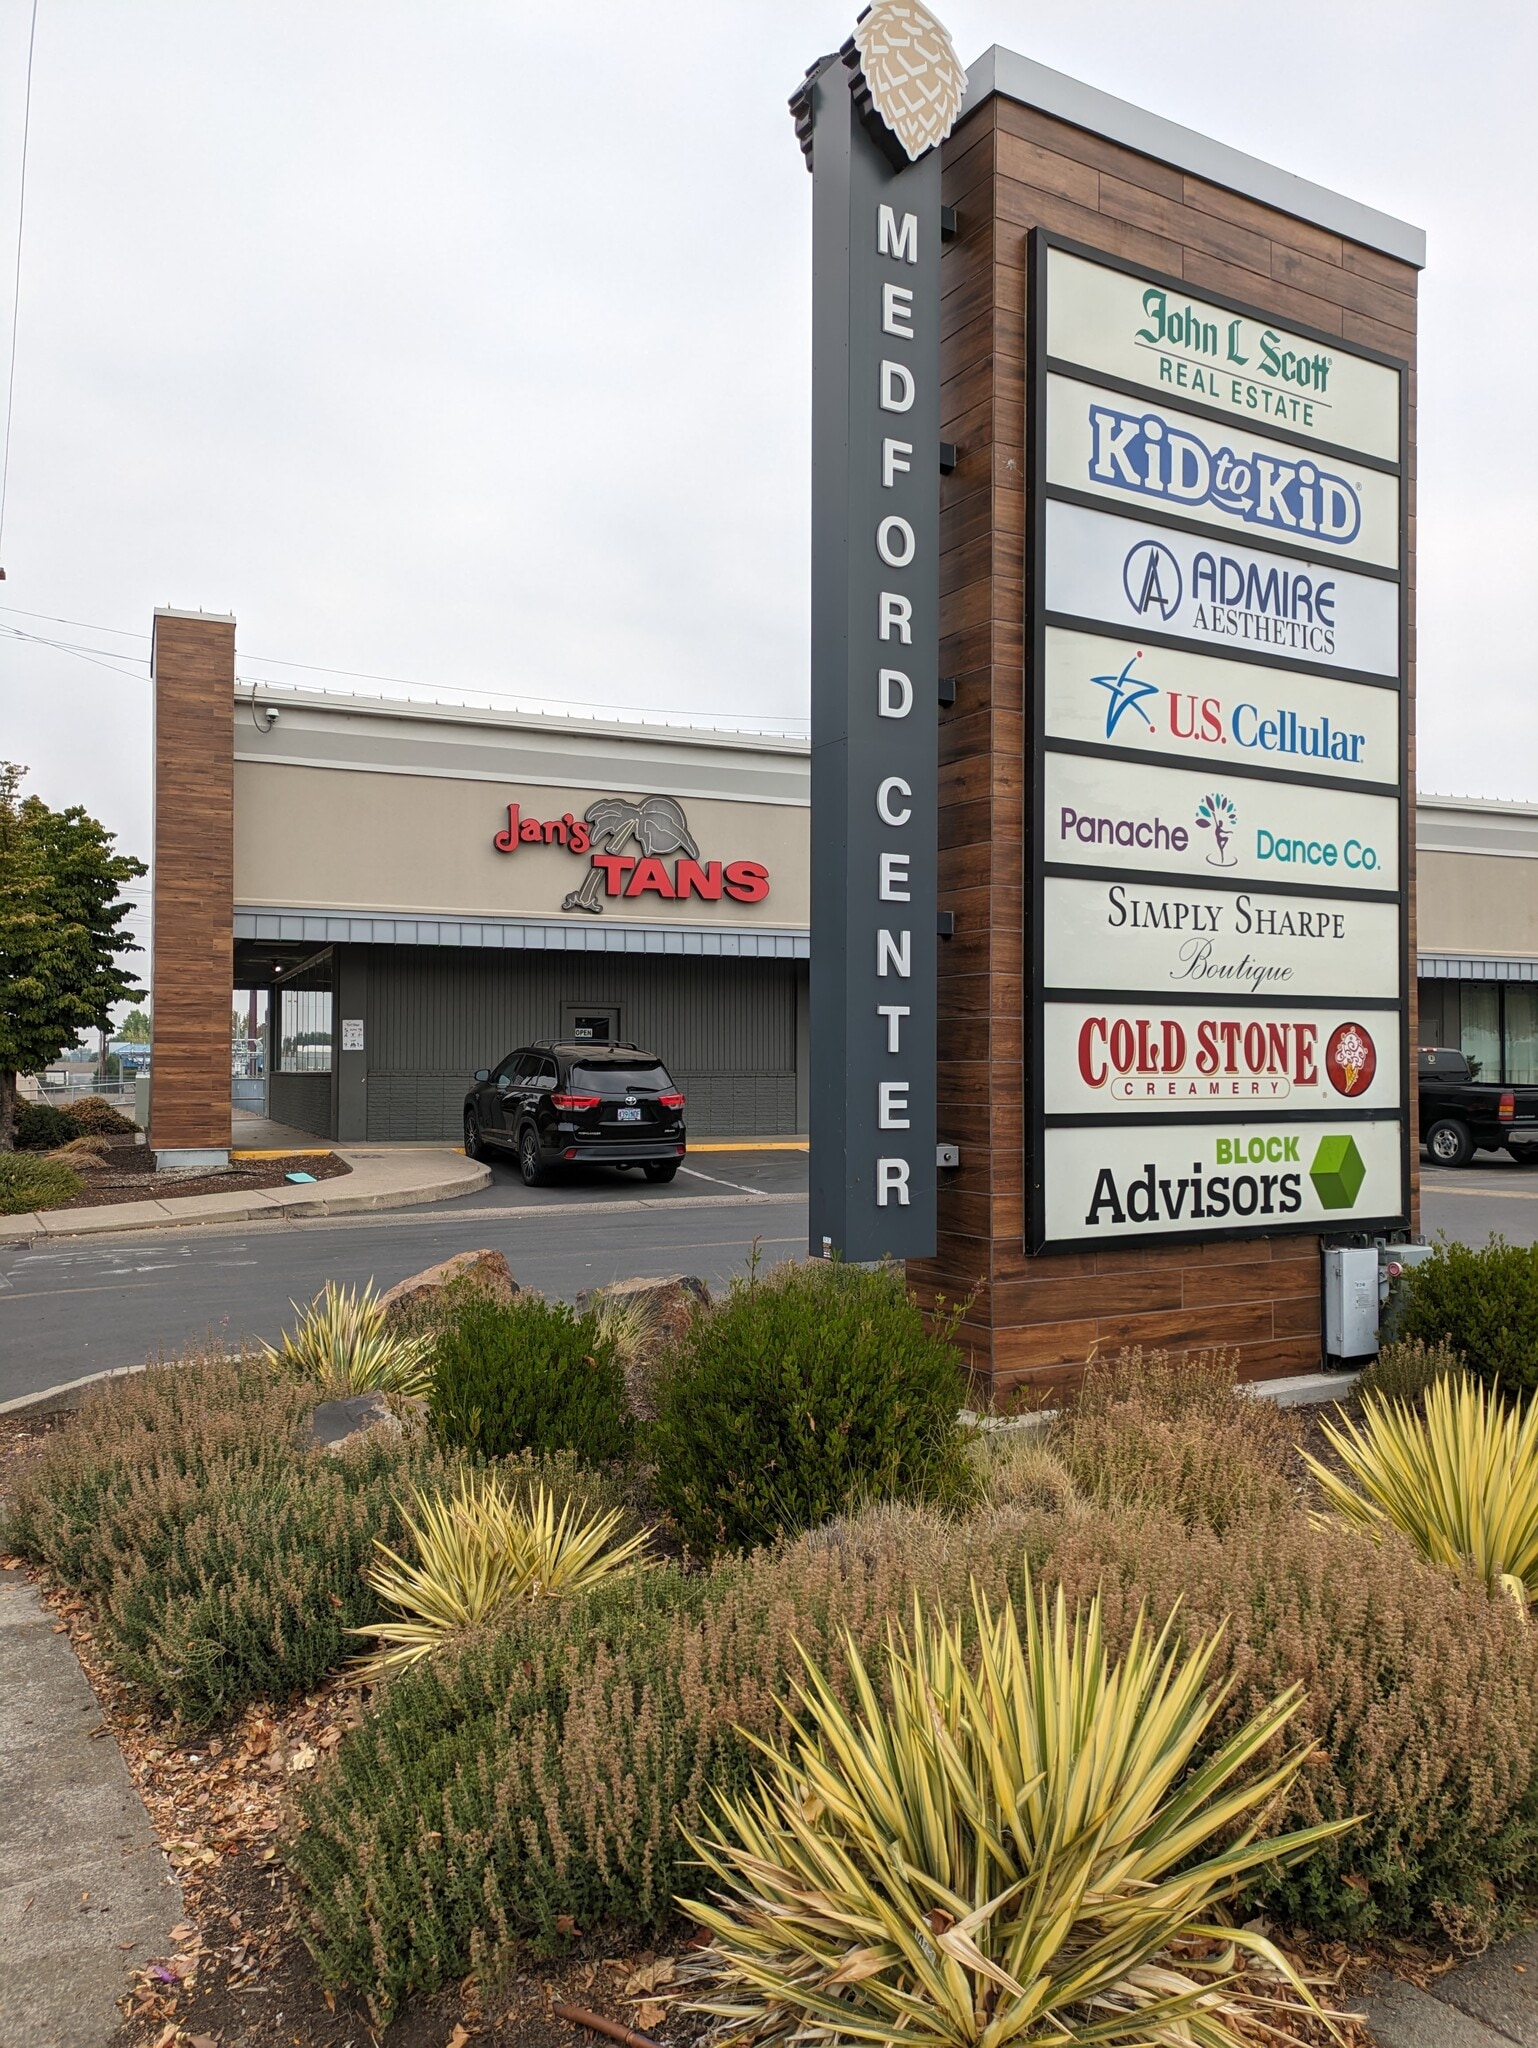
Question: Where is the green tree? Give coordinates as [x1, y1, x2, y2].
[119, 1007, 152, 1042]
[0, 764, 146, 1150]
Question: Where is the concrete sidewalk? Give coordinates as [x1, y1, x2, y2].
[1361, 1932, 1538, 2044]
[0, 1144, 491, 1241]
[0, 1564, 181, 2048]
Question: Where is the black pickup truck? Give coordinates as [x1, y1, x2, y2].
[1419, 1046, 1538, 1166]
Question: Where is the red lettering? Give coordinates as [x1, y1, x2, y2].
[625, 856, 677, 899]
[1195, 1019, 1218, 1075]
[569, 818, 591, 854]
[1243, 1022, 1267, 1071]
[1135, 1017, 1159, 1073]
[1294, 1025, 1318, 1086]
[542, 816, 568, 845]
[519, 817, 543, 843]
[493, 802, 520, 853]
[675, 858, 724, 901]
[1109, 1018, 1134, 1071]
[1200, 697, 1223, 743]
[1078, 1016, 1108, 1087]
[1161, 1020, 1186, 1072]
[591, 855, 635, 895]
[723, 859, 770, 904]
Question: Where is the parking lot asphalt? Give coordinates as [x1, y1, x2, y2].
[1, 1147, 1529, 1411]
[0, 1150, 810, 1405]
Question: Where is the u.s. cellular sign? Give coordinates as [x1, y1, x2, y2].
[1028, 235, 1410, 1250]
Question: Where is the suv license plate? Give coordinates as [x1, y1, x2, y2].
[616, 1106, 642, 1122]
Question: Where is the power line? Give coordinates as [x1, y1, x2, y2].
[0, 604, 811, 730]
[0, 0, 39, 565]
[0, 601, 148, 639]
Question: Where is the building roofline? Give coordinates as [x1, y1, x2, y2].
[233, 681, 811, 757]
[962, 46, 1426, 270]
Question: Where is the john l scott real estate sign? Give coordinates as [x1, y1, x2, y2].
[1028, 235, 1409, 1250]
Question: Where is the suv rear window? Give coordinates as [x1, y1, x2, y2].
[570, 1061, 673, 1093]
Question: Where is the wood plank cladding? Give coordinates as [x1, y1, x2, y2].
[913, 97, 1418, 1404]
[150, 613, 236, 1153]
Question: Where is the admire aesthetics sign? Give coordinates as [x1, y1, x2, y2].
[1030, 235, 1408, 1249]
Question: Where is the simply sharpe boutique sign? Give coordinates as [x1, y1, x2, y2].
[1029, 233, 1409, 1250]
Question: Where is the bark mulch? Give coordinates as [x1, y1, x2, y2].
[0, 1408, 1401, 2048]
[37, 1150, 351, 1210]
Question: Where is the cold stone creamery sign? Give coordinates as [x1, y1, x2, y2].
[1030, 234, 1408, 1249]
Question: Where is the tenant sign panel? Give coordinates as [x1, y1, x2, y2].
[1028, 234, 1409, 1250]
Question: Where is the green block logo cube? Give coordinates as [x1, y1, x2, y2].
[1310, 1134, 1366, 1210]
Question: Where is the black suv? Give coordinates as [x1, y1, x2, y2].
[463, 1042, 686, 1186]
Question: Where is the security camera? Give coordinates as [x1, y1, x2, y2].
[255, 704, 281, 732]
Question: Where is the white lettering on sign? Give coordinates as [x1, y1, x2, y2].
[877, 515, 916, 567]
[877, 928, 911, 977]
[878, 591, 913, 642]
[876, 1156, 912, 1205]
[882, 281, 915, 337]
[879, 1080, 911, 1128]
[876, 776, 913, 826]
[880, 359, 915, 411]
[877, 204, 918, 264]
[880, 851, 911, 901]
[879, 668, 913, 717]
[882, 438, 913, 487]
[877, 1003, 909, 1051]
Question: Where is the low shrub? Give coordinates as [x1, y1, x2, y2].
[649, 1259, 974, 1555]
[1306, 1373, 1538, 1603]
[287, 1503, 1033, 2018]
[429, 1292, 633, 1463]
[14, 1100, 78, 1150]
[353, 1473, 651, 1678]
[265, 1280, 434, 1398]
[1026, 1499, 1538, 1949]
[4, 1353, 459, 1727]
[682, 1579, 1345, 2048]
[1357, 1336, 1463, 1407]
[64, 1092, 137, 1135]
[1396, 1237, 1538, 1395]
[287, 1476, 1538, 2016]
[1049, 1347, 1297, 1534]
[0, 1150, 84, 1213]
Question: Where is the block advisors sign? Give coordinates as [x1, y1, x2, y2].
[1029, 234, 1408, 1249]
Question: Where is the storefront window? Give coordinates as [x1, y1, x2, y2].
[279, 989, 333, 1073]
[1460, 983, 1500, 1081]
[1506, 987, 1538, 1085]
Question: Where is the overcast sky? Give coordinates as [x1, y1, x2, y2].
[0, 0, 1532, 931]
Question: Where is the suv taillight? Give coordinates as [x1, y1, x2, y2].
[658, 1092, 685, 1109]
[1501, 1090, 1516, 1120]
[552, 1092, 601, 1111]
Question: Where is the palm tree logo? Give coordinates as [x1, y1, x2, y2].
[561, 795, 700, 915]
[1194, 791, 1239, 868]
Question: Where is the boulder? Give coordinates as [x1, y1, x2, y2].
[577, 1273, 711, 1420]
[307, 1390, 401, 1453]
[378, 1249, 517, 1324]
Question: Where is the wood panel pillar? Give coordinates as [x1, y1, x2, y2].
[911, 93, 1418, 1405]
[149, 609, 236, 1166]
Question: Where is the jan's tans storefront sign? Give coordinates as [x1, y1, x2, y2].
[1030, 236, 1408, 1249]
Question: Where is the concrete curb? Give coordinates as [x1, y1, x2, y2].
[0, 1147, 492, 1243]
[0, 1364, 155, 1422]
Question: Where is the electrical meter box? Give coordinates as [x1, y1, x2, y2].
[1323, 1247, 1381, 1364]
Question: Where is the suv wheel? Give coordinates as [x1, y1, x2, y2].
[518, 1126, 546, 1186]
[464, 1107, 486, 1161]
[1425, 1118, 1474, 1168]
[642, 1160, 679, 1184]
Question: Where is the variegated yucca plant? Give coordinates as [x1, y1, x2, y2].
[680, 1576, 1353, 2048]
[352, 1474, 650, 1679]
[264, 1279, 434, 1400]
[1304, 1372, 1538, 1607]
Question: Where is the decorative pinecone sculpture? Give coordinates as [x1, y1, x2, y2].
[850, 1, 967, 162]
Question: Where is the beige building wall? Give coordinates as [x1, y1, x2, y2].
[234, 760, 810, 931]
[1419, 850, 1538, 960]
